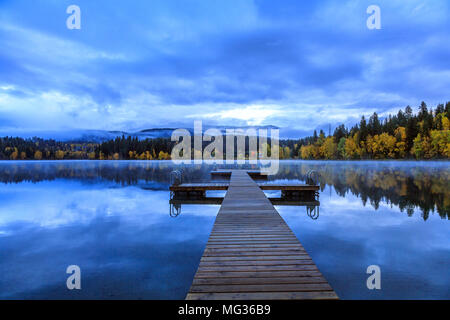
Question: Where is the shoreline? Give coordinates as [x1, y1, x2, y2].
[0, 159, 448, 163]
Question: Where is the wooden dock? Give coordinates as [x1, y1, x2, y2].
[170, 197, 320, 207]
[185, 170, 337, 300]
[170, 183, 319, 192]
[169, 182, 319, 202]
[210, 169, 267, 178]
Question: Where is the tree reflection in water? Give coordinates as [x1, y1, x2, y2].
[0, 160, 448, 220]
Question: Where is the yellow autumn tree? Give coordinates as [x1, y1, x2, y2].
[394, 127, 407, 158]
[138, 152, 146, 160]
[34, 150, 43, 160]
[10, 147, 19, 160]
[300, 144, 320, 159]
[299, 145, 310, 159]
[412, 134, 434, 159]
[284, 146, 291, 159]
[128, 151, 137, 159]
[55, 150, 65, 160]
[367, 133, 396, 159]
[344, 134, 360, 159]
[430, 129, 450, 158]
[320, 137, 338, 159]
[278, 146, 285, 159]
[158, 151, 170, 160]
[442, 115, 450, 130]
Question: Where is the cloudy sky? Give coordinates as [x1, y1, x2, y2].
[0, 0, 449, 137]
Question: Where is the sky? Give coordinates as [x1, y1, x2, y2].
[0, 0, 449, 138]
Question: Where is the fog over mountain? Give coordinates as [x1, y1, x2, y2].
[0, 125, 310, 142]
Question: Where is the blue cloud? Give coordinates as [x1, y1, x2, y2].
[0, 0, 449, 135]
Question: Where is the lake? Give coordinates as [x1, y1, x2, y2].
[0, 160, 448, 299]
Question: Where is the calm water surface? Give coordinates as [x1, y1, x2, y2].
[0, 160, 448, 299]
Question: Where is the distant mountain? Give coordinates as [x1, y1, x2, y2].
[1, 125, 293, 142]
[133, 128, 181, 139]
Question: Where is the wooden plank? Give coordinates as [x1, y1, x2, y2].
[211, 170, 268, 178]
[201, 255, 311, 261]
[203, 247, 305, 252]
[203, 249, 307, 255]
[186, 170, 337, 300]
[203, 251, 309, 257]
[198, 260, 316, 267]
[207, 240, 300, 244]
[197, 265, 319, 272]
[170, 182, 319, 192]
[169, 183, 228, 191]
[203, 248, 306, 254]
[208, 236, 298, 240]
[259, 185, 319, 191]
[205, 244, 304, 249]
[170, 198, 320, 206]
[190, 283, 333, 293]
[186, 291, 338, 300]
[193, 270, 324, 278]
[192, 277, 328, 285]
[208, 234, 297, 238]
[205, 245, 305, 249]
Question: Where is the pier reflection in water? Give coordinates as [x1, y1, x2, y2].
[169, 197, 320, 219]
[0, 160, 447, 221]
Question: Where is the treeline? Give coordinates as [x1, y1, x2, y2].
[0, 137, 98, 160]
[98, 136, 172, 160]
[297, 101, 450, 160]
[0, 136, 173, 160]
[269, 163, 449, 220]
[1, 101, 449, 160]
